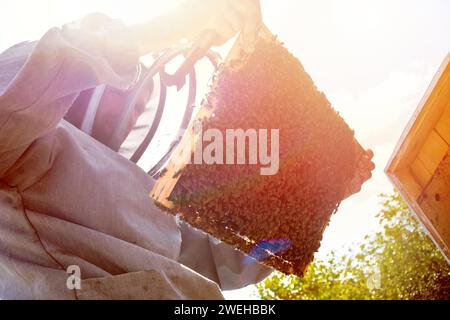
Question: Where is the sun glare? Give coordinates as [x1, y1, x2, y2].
[1, 0, 182, 51]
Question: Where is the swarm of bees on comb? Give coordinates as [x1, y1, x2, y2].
[152, 30, 363, 277]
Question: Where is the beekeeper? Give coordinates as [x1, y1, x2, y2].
[0, 0, 375, 299]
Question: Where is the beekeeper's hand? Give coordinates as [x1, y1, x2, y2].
[127, 0, 261, 55]
[180, 0, 262, 48]
[344, 149, 375, 199]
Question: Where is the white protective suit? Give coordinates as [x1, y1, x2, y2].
[0, 15, 272, 300]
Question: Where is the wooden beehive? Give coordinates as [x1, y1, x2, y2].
[386, 53, 450, 263]
[152, 27, 365, 276]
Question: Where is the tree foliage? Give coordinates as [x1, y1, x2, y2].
[257, 191, 450, 300]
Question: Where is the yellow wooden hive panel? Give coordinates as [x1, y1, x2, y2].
[386, 52, 450, 262]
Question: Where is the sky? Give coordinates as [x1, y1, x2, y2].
[1, 0, 449, 300]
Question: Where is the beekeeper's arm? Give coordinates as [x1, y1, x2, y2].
[0, 0, 261, 172]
